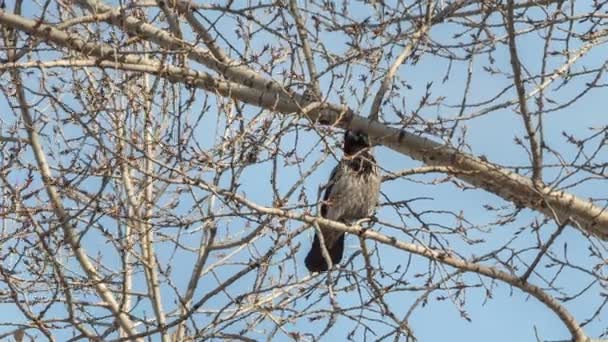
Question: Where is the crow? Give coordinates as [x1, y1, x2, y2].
[305, 130, 381, 272]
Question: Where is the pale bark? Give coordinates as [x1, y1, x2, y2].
[0, 9, 606, 241]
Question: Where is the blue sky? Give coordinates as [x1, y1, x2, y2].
[193, 1, 606, 340]
[0, 1, 606, 341]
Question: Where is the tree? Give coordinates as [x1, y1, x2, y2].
[0, 0, 606, 341]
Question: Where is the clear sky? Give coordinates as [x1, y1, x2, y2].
[0, 1, 606, 341]
[193, 1, 606, 340]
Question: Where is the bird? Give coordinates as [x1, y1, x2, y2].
[305, 130, 381, 272]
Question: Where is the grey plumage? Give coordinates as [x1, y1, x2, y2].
[305, 131, 381, 273]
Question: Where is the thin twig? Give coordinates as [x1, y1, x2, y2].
[368, 1, 433, 122]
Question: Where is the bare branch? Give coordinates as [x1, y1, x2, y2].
[368, 1, 433, 122]
[8, 57, 141, 342]
[505, 0, 543, 183]
[1, 10, 606, 240]
[1, 1, 605, 340]
[289, 0, 321, 96]
[205, 184, 588, 342]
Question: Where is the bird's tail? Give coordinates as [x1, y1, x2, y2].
[304, 231, 345, 272]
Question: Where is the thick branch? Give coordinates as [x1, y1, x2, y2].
[72, 0, 283, 93]
[116, 119, 168, 342]
[8, 62, 140, 341]
[1, 10, 606, 241]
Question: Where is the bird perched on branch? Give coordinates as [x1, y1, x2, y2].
[305, 130, 381, 272]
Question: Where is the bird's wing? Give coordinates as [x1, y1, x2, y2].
[320, 164, 340, 218]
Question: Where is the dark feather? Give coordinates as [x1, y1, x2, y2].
[320, 167, 337, 217]
[304, 231, 345, 272]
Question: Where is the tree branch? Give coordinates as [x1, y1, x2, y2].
[368, 1, 432, 122]
[198, 181, 588, 342]
[1, 10, 606, 241]
[289, 0, 321, 96]
[7, 57, 141, 342]
[505, 0, 543, 183]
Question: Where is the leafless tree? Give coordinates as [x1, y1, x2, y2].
[1, 0, 607, 341]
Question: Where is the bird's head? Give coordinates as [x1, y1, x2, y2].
[343, 130, 371, 156]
